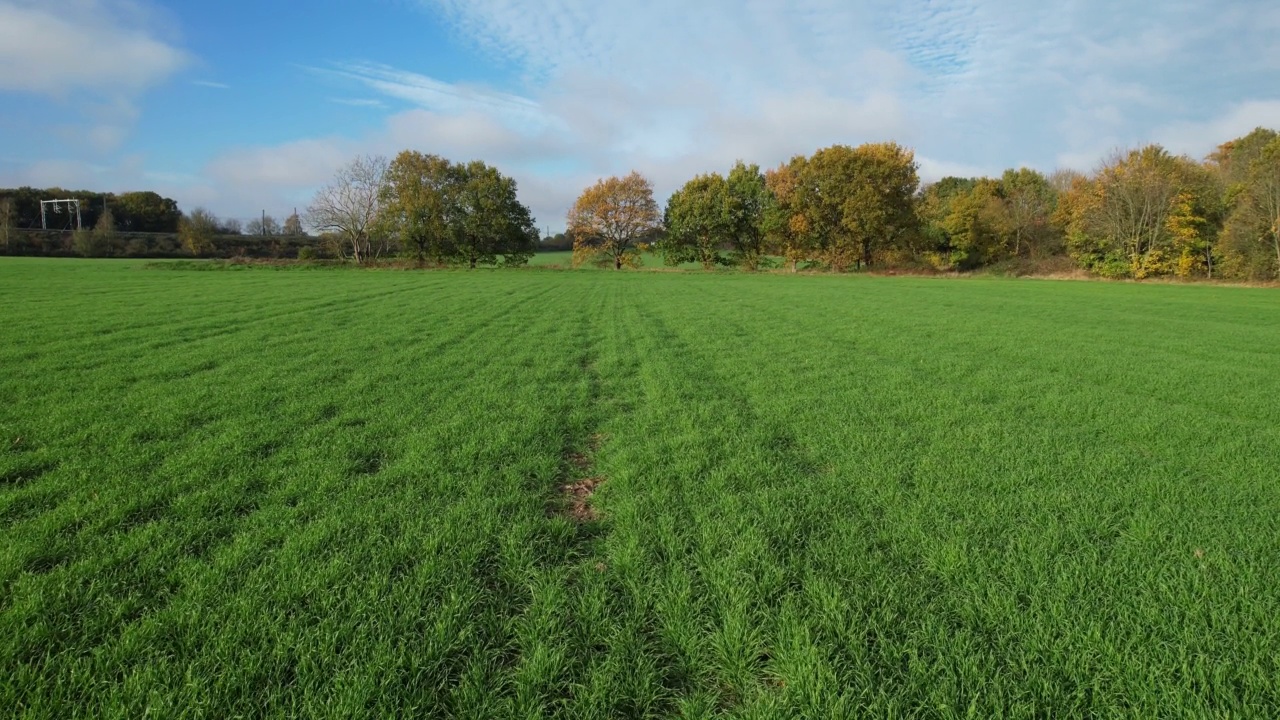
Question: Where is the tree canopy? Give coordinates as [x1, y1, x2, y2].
[568, 172, 661, 269]
[380, 152, 538, 268]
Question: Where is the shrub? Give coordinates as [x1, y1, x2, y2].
[297, 246, 317, 261]
[71, 229, 103, 257]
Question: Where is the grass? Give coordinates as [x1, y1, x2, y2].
[529, 250, 711, 270]
[2, 257, 1279, 718]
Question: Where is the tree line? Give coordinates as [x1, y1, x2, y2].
[304, 152, 539, 266]
[4, 126, 1278, 279]
[0, 189, 181, 233]
[0, 186, 313, 258]
[562, 128, 1280, 280]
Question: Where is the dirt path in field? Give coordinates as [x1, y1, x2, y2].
[556, 432, 606, 522]
[548, 328, 612, 524]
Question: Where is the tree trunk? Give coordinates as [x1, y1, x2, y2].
[790, 258, 797, 273]
[615, 255, 622, 270]
[1273, 228, 1280, 277]
[470, 254, 477, 269]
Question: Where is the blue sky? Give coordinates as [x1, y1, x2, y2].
[2, 0, 1279, 231]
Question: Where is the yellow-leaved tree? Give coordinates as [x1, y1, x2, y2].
[567, 172, 661, 269]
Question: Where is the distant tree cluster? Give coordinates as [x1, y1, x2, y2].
[0, 185, 313, 259]
[6, 126, 1280, 280]
[306, 152, 539, 266]
[0, 188, 181, 233]
[565, 128, 1280, 280]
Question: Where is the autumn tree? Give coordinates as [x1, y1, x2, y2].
[797, 145, 862, 270]
[763, 157, 815, 272]
[1207, 127, 1278, 197]
[568, 171, 661, 269]
[844, 142, 920, 268]
[180, 207, 219, 257]
[662, 172, 731, 269]
[1063, 146, 1202, 278]
[1221, 136, 1280, 278]
[1167, 191, 1212, 278]
[308, 155, 389, 264]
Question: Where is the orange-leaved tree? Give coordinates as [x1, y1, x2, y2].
[763, 157, 814, 272]
[567, 171, 661, 269]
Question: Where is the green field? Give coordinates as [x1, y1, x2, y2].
[2, 258, 1279, 717]
[528, 250, 706, 270]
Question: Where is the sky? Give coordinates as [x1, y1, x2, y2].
[1, 0, 1279, 232]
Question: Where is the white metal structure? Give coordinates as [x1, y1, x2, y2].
[40, 199, 82, 230]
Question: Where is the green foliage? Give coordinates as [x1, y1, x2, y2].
[111, 191, 182, 232]
[2, 260, 1279, 715]
[662, 172, 732, 268]
[725, 161, 771, 270]
[939, 179, 1008, 269]
[0, 188, 180, 233]
[296, 246, 318, 261]
[766, 143, 919, 271]
[381, 152, 538, 268]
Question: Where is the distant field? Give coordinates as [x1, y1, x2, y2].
[529, 250, 709, 270]
[2, 258, 1279, 717]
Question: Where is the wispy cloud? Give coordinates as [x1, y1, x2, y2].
[193, 80, 229, 90]
[18, 0, 1275, 230]
[308, 61, 554, 132]
[328, 97, 386, 108]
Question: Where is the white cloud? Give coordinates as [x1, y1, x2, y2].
[0, 0, 187, 96]
[1154, 100, 1280, 161]
[11, 0, 1279, 230]
[193, 80, 230, 90]
[0, 0, 188, 154]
